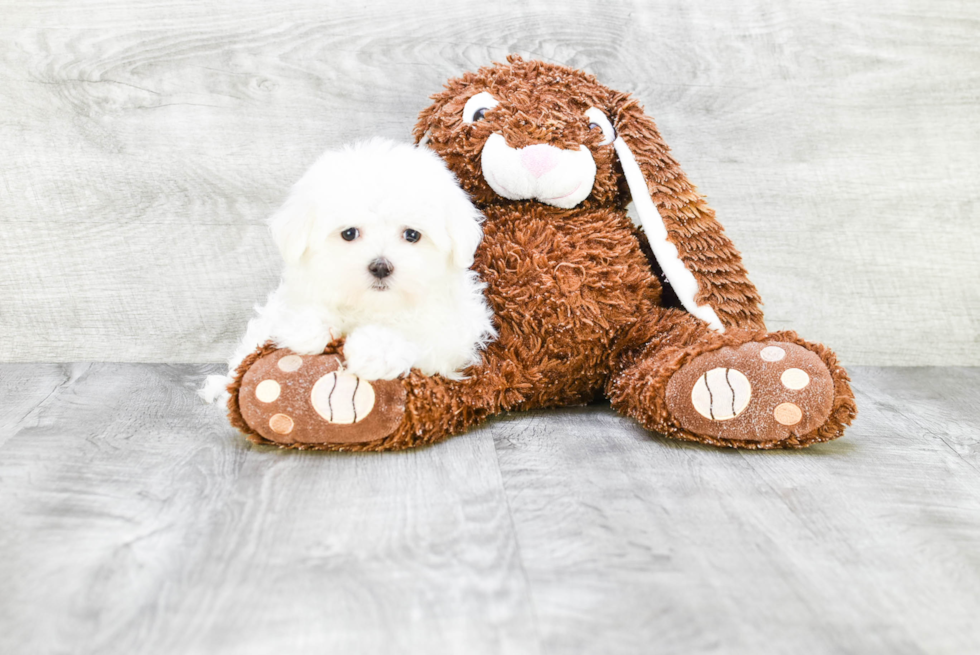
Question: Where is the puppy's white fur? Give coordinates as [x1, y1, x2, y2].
[201, 138, 495, 403]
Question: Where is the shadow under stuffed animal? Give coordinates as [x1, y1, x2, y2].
[228, 55, 857, 450]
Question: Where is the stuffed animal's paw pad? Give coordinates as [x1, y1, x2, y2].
[666, 341, 835, 444]
[690, 367, 752, 420]
[311, 371, 376, 424]
[237, 349, 406, 446]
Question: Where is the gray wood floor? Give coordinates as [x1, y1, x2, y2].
[1, 364, 978, 654]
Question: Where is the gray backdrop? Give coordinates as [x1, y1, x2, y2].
[1, 0, 977, 365]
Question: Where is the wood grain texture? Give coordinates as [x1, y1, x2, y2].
[0, 363, 539, 655]
[491, 366, 980, 654]
[0, 0, 978, 364]
[0, 363, 71, 449]
[2, 364, 979, 654]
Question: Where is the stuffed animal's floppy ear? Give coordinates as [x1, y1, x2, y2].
[611, 97, 766, 332]
[268, 190, 317, 265]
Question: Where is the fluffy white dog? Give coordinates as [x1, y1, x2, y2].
[201, 138, 496, 403]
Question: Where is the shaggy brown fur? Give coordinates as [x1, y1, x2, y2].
[228, 56, 856, 451]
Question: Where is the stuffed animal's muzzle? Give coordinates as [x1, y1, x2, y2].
[480, 133, 596, 209]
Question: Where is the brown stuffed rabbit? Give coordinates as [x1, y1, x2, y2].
[228, 55, 856, 450]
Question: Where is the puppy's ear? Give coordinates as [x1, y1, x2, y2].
[610, 96, 765, 332]
[268, 189, 316, 265]
[445, 195, 484, 269]
[413, 143, 485, 268]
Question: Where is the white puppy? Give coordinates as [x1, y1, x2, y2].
[201, 138, 496, 403]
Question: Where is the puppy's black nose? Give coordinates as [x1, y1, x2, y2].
[368, 258, 393, 279]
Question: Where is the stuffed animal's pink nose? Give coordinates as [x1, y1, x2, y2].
[520, 144, 559, 178]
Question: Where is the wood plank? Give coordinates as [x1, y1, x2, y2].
[0, 0, 977, 364]
[2, 363, 979, 653]
[0, 363, 539, 655]
[491, 366, 980, 654]
[0, 222, 281, 362]
[0, 363, 73, 449]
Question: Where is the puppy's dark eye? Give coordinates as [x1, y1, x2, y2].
[589, 122, 601, 131]
[473, 108, 487, 122]
[403, 228, 421, 243]
[341, 227, 359, 241]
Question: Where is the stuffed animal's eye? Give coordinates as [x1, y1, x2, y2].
[341, 227, 359, 241]
[403, 228, 421, 243]
[463, 92, 499, 123]
[585, 107, 616, 146]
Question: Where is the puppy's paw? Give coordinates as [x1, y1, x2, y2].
[271, 309, 336, 356]
[344, 325, 419, 380]
[199, 374, 231, 404]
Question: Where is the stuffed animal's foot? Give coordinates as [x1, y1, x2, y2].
[665, 340, 843, 447]
[231, 347, 406, 447]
